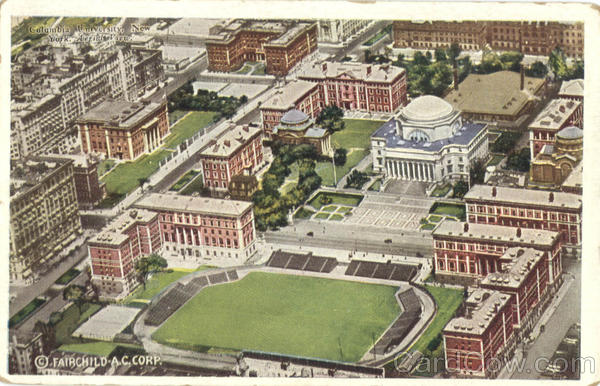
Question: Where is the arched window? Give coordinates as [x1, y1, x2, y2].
[408, 130, 430, 142]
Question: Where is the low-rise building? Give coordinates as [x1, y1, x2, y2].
[77, 98, 169, 161]
[299, 61, 407, 114]
[445, 70, 545, 129]
[393, 20, 487, 51]
[272, 109, 333, 156]
[260, 80, 322, 133]
[528, 98, 582, 157]
[206, 20, 317, 76]
[443, 288, 515, 378]
[432, 221, 562, 287]
[371, 95, 488, 183]
[200, 124, 264, 193]
[480, 247, 549, 332]
[10, 156, 82, 285]
[88, 209, 162, 299]
[134, 194, 257, 264]
[530, 126, 583, 189]
[464, 184, 582, 246]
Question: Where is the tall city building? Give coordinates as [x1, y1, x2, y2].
[10, 156, 82, 284]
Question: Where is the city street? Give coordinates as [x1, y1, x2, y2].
[510, 257, 581, 379]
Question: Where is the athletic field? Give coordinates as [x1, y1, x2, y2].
[152, 272, 400, 362]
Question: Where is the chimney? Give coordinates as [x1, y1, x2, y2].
[464, 223, 469, 232]
[520, 64, 525, 91]
[242, 124, 249, 132]
[492, 186, 497, 197]
[516, 228, 522, 238]
[366, 65, 372, 77]
[549, 192, 554, 202]
[224, 140, 231, 147]
[322, 62, 327, 73]
[453, 68, 459, 91]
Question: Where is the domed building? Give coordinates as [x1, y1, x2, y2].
[371, 95, 488, 183]
[272, 109, 332, 156]
[530, 126, 583, 188]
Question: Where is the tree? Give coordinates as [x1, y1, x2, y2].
[138, 177, 149, 193]
[345, 170, 369, 189]
[317, 105, 345, 132]
[526, 61, 548, 78]
[452, 180, 469, 198]
[470, 158, 486, 185]
[499, 51, 524, 72]
[135, 254, 168, 290]
[63, 284, 86, 313]
[364, 49, 372, 63]
[549, 47, 569, 80]
[334, 148, 348, 167]
[413, 51, 430, 66]
[434, 48, 447, 63]
[447, 43, 462, 67]
[239, 95, 248, 104]
[505, 148, 531, 172]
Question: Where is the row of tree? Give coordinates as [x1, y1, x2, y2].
[168, 81, 248, 120]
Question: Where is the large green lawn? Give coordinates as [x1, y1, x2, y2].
[152, 272, 400, 362]
[332, 119, 385, 150]
[163, 111, 217, 149]
[101, 149, 171, 196]
[317, 149, 369, 186]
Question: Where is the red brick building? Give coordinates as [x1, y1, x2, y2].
[89, 195, 257, 298]
[51, 154, 106, 209]
[480, 247, 550, 332]
[200, 124, 264, 192]
[89, 209, 162, 298]
[206, 20, 317, 76]
[260, 80, 322, 134]
[77, 98, 169, 161]
[432, 221, 562, 286]
[299, 62, 407, 114]
[134, 194, 257, 263]
[528, 98, 582, 157]
[464, 185, 582, 246]
[443, 288, 515, 378]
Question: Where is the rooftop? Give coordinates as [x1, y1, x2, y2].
[89, 209, 158, 245]
[444, 288, 511, 335]
[433, 220, 560, 247]
[134, 193, 253, 217]
[77, 98, 163, 128]
[201, 124, 262, 158]
[10, 156, 72, 198]
[372, 119, 486, 153]
[481, 247, 545, 288]
[561, 162, 582, 191]
[207, 19, 311, 45]
[556, 126, 583, 140]
[403, 95, 455, 122]
[558, 79, 584, 97]
[464, 184, 582, 210]
[281, 109, 309, 125]
[300, 61, 404, 83]
[261, 80, 318, 111]
[528, 98, 581, 131]
[445, 71, 544, 117]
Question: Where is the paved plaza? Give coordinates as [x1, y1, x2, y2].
[342, 194, 434, 231]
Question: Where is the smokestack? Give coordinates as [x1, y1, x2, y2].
[322, 62, 327, 72]
[464, 223, 469, 232]
[520, 64, 525, 91]
[453, 68, 459, 91]
[549, 192, 554, 202]
[367, 65, 372, 77]
[516, 228, 522, 238]
[492, 186, 497, 197]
